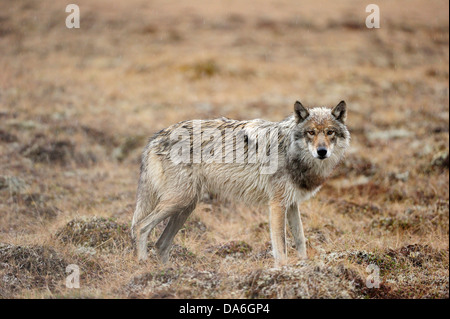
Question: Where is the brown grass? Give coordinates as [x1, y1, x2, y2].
[0, 0, 448, 299]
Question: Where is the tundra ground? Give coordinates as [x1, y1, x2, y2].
[0, 0, 448, 298]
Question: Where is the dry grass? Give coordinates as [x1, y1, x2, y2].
[0, 0, 448, 299]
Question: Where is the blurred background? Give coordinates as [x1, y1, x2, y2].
[0, 0, 448, 299]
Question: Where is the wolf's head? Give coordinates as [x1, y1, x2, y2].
[290, 101, 350, 163]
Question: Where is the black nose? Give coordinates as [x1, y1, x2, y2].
[317, 147, 328, 158]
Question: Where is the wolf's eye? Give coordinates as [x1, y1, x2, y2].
[307, 131, 315, 136]
[327, 130, 335, 136]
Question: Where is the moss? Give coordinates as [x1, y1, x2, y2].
[56, 217, 130, 252]
[124, 267, 221, 298]
[240, 262, 359, 299]
[348, 251, 399, 276]
[212, 241, 253, 258]
[0, 243, 67, 297]
[370, 202, 449, 234]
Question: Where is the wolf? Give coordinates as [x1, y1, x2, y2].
[131, 101, 350, 266]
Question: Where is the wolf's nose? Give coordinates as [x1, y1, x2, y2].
[317, 148, 328, 158]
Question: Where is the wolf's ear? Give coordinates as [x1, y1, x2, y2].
[332, 100, 347, 123]
[294, 101, 309, 123]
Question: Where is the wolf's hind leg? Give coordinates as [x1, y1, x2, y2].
[135, 200, 185, 261]
[131, 198, 155, 251]
[131, 182, 158, 248]
[287, 203, 307, 259]
[155, 199, 197, 263]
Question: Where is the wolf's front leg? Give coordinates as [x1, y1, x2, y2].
[287, 203, 307, 259]
[269, 198, 287, 267]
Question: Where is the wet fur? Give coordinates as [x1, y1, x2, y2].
[131, 101, 350, 266]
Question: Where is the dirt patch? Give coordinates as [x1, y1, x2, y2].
[56, 217, 131, 252]
[10, 193, 59, 220]
[431, 151, 449, 171]
[253, 241, 272, 260]
[0, 129, 18, 143]
[208, 241, 253, 258]
[167, 244, 197, 262]
[124, 267, 221, 298]
[327, 245, 449, 298]
[179, 217, 208, 236]
[334, 154, 378, 178]
[342, 182, 389, 199]
[394, 244, 446, 267]
[370, 201, 449, 234]
[330, 245, 447, 273]
[238, 262, 361, 299]
[112, 135, 147, 162]
[80, 125, 119, 149]
[0, 243, 67, 297]
[19, 135, 97, 166]
[308, 227, 330, 244]
[250, 222, 270, 240]
[21, 139, 75, 164]
[330, 199, 382, 217]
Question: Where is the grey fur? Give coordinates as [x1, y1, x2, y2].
[131, 101, 350, 266]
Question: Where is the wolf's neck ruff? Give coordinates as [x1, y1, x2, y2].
[285, 154, 329, 191]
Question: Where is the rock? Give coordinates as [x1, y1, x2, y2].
[0, 176, 28, 193]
